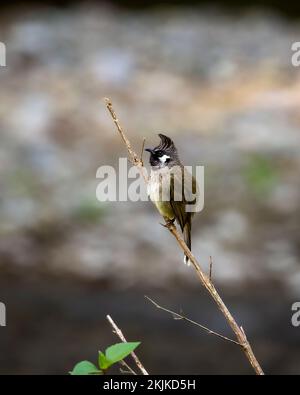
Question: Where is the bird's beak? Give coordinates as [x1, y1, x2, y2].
[145, 148, 154, 154]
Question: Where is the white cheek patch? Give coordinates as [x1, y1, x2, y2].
[159, 154, 170, 163]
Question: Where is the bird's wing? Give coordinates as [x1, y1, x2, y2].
[168, 167, 197, 230]
[182, 167, 198, 206]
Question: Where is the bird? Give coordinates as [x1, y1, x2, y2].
[145, 134, 199, 265]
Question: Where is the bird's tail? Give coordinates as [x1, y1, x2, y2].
[183, 222, 191, 266]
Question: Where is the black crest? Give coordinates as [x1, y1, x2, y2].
[156, 133, 176, 153]
[145, 133, 180, 168]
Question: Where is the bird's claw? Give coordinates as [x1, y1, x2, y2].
[160, 217, 175, 228]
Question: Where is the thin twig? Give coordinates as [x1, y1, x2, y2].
[145, 296, 241, 346]
[118, 360, 137, 375]
[139, 137, 146, 166]
[120, 367, 136, 375]
[104, 98, 148, 183]
[106, 315, 149, 375]
[209, 256, 213, 282]
[104, 98, 139, 165]
[104, 98, 264, 375]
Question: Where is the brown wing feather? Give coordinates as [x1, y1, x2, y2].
[169, 167, 197, 226]
[169, 170, 186, 231]
[169, 167, 197, 264]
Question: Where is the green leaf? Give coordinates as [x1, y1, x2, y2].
[105, 342, 141, 365]
[98, 351, 111, 370]
[69, 360, 102, 375]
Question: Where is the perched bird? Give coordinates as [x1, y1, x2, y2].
[145, 134, 199, 265]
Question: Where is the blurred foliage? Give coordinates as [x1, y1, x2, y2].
[243, 154, 278, 197]
[8, 169, 39, 197]
[72, 199, 107, 224]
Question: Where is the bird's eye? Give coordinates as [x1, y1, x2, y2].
[165, 157, 170, 163]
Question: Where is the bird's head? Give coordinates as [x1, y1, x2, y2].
[145, 134, 179, 169]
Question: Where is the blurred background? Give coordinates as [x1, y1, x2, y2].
[0, 0, 300, 375]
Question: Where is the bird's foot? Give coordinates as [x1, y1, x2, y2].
[160, 217, 176, 228]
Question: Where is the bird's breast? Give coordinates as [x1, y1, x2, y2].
[148, 169, 175, 219]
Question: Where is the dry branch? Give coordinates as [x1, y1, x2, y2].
[104, 98, 264, 375]
[117, 358, 137, 375]
[105, 98, 148, 183]
[106, 314, 149, 375]
[145, 296, 241, 346]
